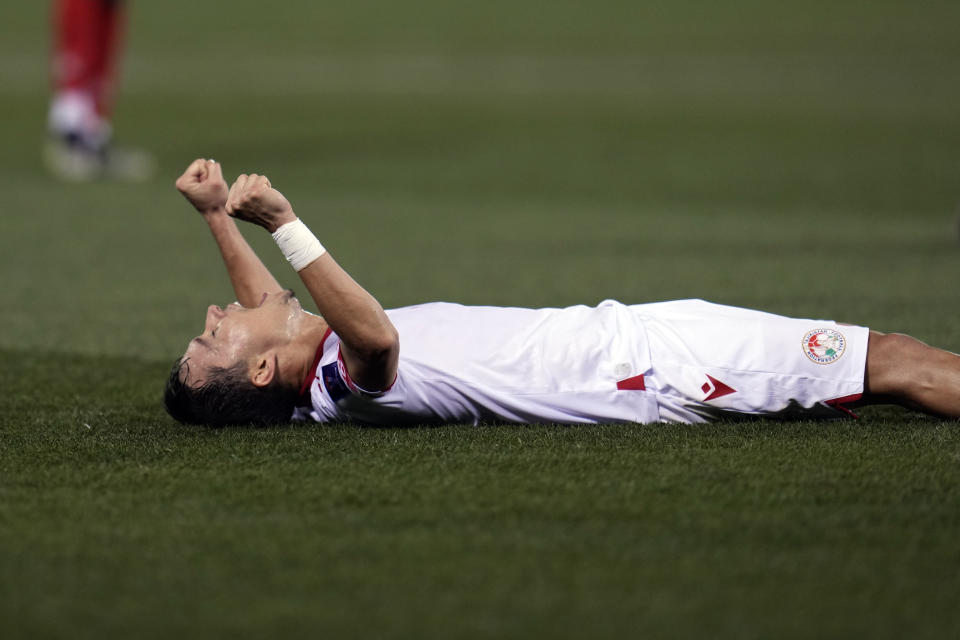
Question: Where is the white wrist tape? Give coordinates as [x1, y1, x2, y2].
[271, 219, 326, 272]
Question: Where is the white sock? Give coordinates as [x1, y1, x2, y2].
[48, 90, 110, 146]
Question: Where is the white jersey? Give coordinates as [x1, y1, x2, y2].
[292, 299, 868, 426]
[295, 300, 657, 425]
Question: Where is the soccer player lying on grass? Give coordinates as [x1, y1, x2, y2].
[165, 158, 960, 427]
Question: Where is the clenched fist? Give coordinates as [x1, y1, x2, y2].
[225, 173, 297, 233]
[175, 158, 229, 214]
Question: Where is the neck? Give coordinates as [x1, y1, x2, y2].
[280, 313, 330, 390]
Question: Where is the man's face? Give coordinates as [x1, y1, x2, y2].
[180, 290, 304, 387]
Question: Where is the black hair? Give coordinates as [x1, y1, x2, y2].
[163, 357, 299, 427]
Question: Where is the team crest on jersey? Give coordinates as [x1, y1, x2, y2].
[802, 328, 846, 364]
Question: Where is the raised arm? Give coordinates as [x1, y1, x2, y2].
[224, 172, 399, 392]
[175, 159, 283, 307]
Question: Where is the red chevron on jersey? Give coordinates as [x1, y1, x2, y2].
[701, 374, 736, 401]
[616, 374, 646, 391]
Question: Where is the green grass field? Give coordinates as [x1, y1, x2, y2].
[2, 1, 960, 637]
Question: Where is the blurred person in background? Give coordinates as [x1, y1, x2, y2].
[45, 0, 154, 181]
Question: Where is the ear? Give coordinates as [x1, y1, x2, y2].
[250, 353, 277, 388]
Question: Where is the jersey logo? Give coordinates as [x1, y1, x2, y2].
[701, 374, 736, 401]
[802, 328, 846, 365]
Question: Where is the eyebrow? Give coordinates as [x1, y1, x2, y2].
[192, 336, 211, 350]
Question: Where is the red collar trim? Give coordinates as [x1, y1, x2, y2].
[298, 327, 333, 399]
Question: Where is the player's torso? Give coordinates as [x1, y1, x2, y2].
[300, 301, 656, 425]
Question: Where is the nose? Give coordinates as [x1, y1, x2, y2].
[204, 304, 225, 332]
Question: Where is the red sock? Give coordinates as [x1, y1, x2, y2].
[52, 0, 126, 121]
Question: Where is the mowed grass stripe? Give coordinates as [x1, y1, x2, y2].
[5, 53, 955, 124]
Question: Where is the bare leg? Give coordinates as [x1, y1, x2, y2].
[861, 331, 960, 418]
